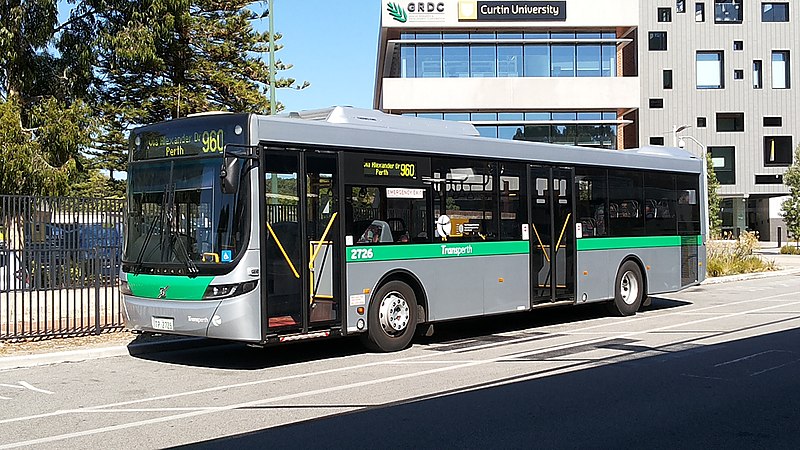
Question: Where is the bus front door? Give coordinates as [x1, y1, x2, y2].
[529, 166, 575, 304]
[262, 149, 341, 336]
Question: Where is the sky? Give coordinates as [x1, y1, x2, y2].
[261, 1, 381, 113]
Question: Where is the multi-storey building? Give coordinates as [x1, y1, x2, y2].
[374, 0, 798, 239]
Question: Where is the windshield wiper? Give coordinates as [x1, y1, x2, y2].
[132, 188, 168, 275]
[161, 183, 199, 276]
[171, 230, 199, 276]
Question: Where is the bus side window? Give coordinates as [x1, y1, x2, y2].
[345, 186, 428, 245]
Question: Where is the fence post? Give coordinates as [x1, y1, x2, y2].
[778, 227, 782, 248]
[94, 248, 101, 335]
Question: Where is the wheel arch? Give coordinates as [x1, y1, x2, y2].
[373, 269, 429, 324]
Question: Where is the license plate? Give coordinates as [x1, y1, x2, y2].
[151, 317, 174, 331]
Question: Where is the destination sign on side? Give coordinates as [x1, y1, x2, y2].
[363, 160, 417, 178]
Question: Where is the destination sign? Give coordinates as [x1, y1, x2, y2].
[363, 160, 417, 178]
[130, 114, 248, 161]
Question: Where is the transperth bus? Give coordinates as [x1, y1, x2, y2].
[121, 107, 706, 352]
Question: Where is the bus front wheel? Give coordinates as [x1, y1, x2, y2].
[608, 261, 644, 316]
[361, 280, 418, 352]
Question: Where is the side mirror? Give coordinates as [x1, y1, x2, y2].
[220, 156, 242, 194]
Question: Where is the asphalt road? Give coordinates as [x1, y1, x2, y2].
[2, 273, 800, 449]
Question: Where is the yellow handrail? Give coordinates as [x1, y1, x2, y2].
[531, 223, 550, 263]
[266, 222, 300, 279]
[309, 212, 338, 270]
[554, 213, 572, 256]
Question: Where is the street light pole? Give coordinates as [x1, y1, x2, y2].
[268, 0, 276, 115]
[679, 135, 711, 242]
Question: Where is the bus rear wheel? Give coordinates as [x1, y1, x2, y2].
[361, 280, 418, 352]
[608, 261, 644, 316]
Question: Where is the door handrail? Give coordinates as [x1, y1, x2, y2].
[309, 212, 338, 270]
[266, 222, 300, 279]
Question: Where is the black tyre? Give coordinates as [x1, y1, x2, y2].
[607, 260, 644, 316]
[361, 280, 418, 352]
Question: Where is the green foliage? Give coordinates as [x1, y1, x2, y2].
[706, 231, 777, 277]
[781, 146, 800, 242]
[706, 151, 722, 238]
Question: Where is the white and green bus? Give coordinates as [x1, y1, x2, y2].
[121, 107, 706, 351]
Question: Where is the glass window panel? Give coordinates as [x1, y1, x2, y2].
[443, 46, 469, 78]
[524, 32, 548, 39]
[753, 60, 763, 88]
[416, 113, 444, 120]
[498, 45, 523, 77]
[772, 51, 790, 89]
[400, 33, 415, 40]
[577, 45, 601, 77]
[498, 33, 522, 39]
[432, 160, 497, 242]
[523, 125, 550, 142]
[471, 112, 497, 121]
[710, 146, 735, 184]
[602, 32, 617, 39]
[762, 3, 789, 21]
[525, 112, 551, 121]
[602, 112, 617, 120]
[602, 45, 617, 77]
[645, 172, 677, 235]
[524, 45, 550, 77]
[551, 125, 577, 145]
[764, 136, 793, 166]
[577, 33, 601, 39]
[499, 126, 520, 140]
[552, 112, 577, 121]
[471, 45, 497, 77]
[649, 32, 667, 51]
[608, 170, 645, 236]
[416, 33, 441, 39]
[551, 45, 576, 77]
[577, 112, 602, 120]
[499, 112, 524, 121]
[551, 32, 576, 39]
[677, 0, 686, 13]
[475, 126, 498, 138]
[443, 33, 469, 39]
[416, 46, 442, 78]
[499, 163, 527, 240]
[697, 51, 723, 89]
[576, 167, 608, 237]
[400, 46, 415, 78]
[444, 113, 470, 121]
[470, 33, 495, 39]
[696, 2, 705, 21]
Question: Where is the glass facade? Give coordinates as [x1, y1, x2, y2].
[402, 111, 618, 149]
[393, 32, 617, 79]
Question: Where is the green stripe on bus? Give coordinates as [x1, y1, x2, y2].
[346, 240, 529, 263]
[127, 274, 214, 300]
[577, 235, 702, 251]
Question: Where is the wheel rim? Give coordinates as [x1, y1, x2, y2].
[620, 271, 639, 305]
[378, 290, 410, 335]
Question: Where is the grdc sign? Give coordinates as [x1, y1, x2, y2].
[387, 2, 446, 23]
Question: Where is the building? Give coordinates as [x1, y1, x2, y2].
[374, 0, 798, 240]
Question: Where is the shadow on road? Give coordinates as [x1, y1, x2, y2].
[172, 326, 800, 449]
[130, 296, 692, 371]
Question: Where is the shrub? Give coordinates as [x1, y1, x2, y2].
[707, 231, 777, 277]
[780, 245, 800, 255]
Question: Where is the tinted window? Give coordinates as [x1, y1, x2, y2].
[676, 174, 701, 235]
[608, 170, 645, 236]
[576, 168, 608, 237]
[645, 173, 677, 235]
[432, 159, 497, 241]
[499, 163, 527, 240]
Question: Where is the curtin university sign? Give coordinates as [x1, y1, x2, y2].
[458, 0, 567, 21]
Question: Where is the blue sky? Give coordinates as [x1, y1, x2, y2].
[261, 1, 381, 112]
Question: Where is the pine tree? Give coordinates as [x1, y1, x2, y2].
[781, 146, 800, 246]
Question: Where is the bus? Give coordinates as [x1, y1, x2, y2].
[121, 107, 706, 352]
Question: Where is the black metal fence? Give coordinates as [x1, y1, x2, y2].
[1, 195, 125, 340]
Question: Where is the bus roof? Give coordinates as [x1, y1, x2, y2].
[257, 107, 703, 174]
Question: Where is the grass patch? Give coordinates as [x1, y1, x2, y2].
[707, 231, 777, 277]
[780, 245, 800, 255]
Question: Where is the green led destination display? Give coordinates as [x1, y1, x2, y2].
[130, 114, 248, 161]
[363, 160, 417, 178]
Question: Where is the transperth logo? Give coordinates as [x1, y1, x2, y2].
[441, 245, 473, 256]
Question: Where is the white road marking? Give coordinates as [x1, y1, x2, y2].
[18, 382, 53, 395]
[0, 384, 24, 390]
[1, 289, 799, 449]
[714, 350, 790, 367]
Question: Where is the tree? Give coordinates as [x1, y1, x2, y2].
[706, 150, 722, 238]
[781, 145, 800, 246]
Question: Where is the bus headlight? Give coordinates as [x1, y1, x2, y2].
[202, 281, 258, 300]
[119, 281, 133, 296]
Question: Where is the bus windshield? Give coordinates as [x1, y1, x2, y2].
[124, 158, 249, 270]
